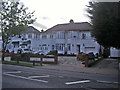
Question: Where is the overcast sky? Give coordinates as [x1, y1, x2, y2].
[20, 0, 91, 31]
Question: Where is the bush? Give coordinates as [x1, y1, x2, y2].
[20, 53, 31, 61]
[21, 53, 28, 57]
[88, 52, 95, 60]
[11, 53, 21, 61]
[47, 50, 58, 55]
[77, 52, 86, 61]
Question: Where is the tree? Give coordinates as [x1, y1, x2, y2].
[86, 2, 120, 49]
[0, 0, 36, 61]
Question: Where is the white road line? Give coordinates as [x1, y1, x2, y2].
[58, 76, 64, 78]
[65, 80, 90, 85]
[97, 80, 119, 84]
[3, 71, 22, 74]
[3, 73, 48, 83]
[28, 75, 50, 79]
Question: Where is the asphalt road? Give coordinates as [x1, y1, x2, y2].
[2, 64, 119, 89]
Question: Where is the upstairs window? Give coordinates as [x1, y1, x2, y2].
[73, 36, 76, 38]
[28, 34, 32, 38]
[82, 33, 86, 39]
[58, 32, 65, 39]
[42, 35, 47, 39]
[34, 34, 38, 39]
[50, 35, 53, 39]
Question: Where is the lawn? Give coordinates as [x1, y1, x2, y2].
[2, 60, 43, 66]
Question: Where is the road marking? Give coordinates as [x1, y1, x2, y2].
[3, 73, 48, 83]
[58, 76, 64, 78]
[65, 80, 90, 85]
[3, 71, 21, 74]
[97, 80, 119, 84]
[28, 75, 50, 79]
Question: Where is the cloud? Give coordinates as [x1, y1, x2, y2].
[60, 17, 66, 21]
[33, 22, 47, 29]
[41, 17, 49, 20]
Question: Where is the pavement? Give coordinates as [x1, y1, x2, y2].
[35, 56, 118, 76]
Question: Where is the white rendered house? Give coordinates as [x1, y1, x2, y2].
[6, 26, 40, 53]
[7, 20, 101, 55]
[35, 20, 101, 55]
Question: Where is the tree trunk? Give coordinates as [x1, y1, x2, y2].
[2, 38, 6, 61]
[2, 43, 5, 61]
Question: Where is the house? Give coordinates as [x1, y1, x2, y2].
[6, 26, 41, 53]
[36, 20, 101, 55]
[7, 20, 101, 55]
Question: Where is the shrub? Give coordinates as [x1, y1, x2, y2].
[88, 52, 95, 60]
[77, 52, 86, 61]
[47, 50, 58, 55]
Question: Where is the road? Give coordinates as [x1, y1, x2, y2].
[2, 64, 119, 89]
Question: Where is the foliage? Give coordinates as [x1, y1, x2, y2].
[86, 2, 120, 48]
[47, 50, 58, 55]
[0, 0, 36, 60]
[77, 52, 86, 61]
[1, 0, 36, 47]
[21, 52, 39, 58]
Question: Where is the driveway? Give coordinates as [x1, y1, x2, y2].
[35, 56, 118, 76]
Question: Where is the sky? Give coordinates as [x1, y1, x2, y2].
[20, 0, 91, 31]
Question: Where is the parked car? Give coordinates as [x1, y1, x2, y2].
[37, 51, 47, 55]
[31, 51, 38, 54]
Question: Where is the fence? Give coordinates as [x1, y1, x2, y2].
[77, 52, 100, 67]
[4, 53, 58, 64]
[29, 55, 58, 64]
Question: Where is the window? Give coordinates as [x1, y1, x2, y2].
[34, 34, 39, 39]
[62, 32, 65, 39]
[41, 44, 48, 50]
[28, 34, 32, 38]
[67, 44, 71, 51]
[52, 45, 54, 50]
[82, 33, 86, 39]
[42, 35, 47, 39]
[73, 36, 76, 38]
[50, 35, 53, 39]
[58, 32, 65, 39]
[56, 44, 65, 51]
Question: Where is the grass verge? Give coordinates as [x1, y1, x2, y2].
[2, 60, 43, 67]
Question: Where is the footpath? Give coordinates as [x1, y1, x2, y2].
[35, 56, 118, 77]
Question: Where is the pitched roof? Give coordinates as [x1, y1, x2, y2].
[25, 26, 41, 34]
[46, 22, 92, 32]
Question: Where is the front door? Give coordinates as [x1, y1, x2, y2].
[77, 45, 80, 53]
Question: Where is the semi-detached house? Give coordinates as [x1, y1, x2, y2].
[7, 20, 101, 55]
[30, 20, 100, 55]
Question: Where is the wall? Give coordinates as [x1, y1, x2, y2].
[110, 48, 120, 57]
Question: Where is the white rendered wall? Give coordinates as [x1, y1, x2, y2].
[110, 48, 120, 57]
